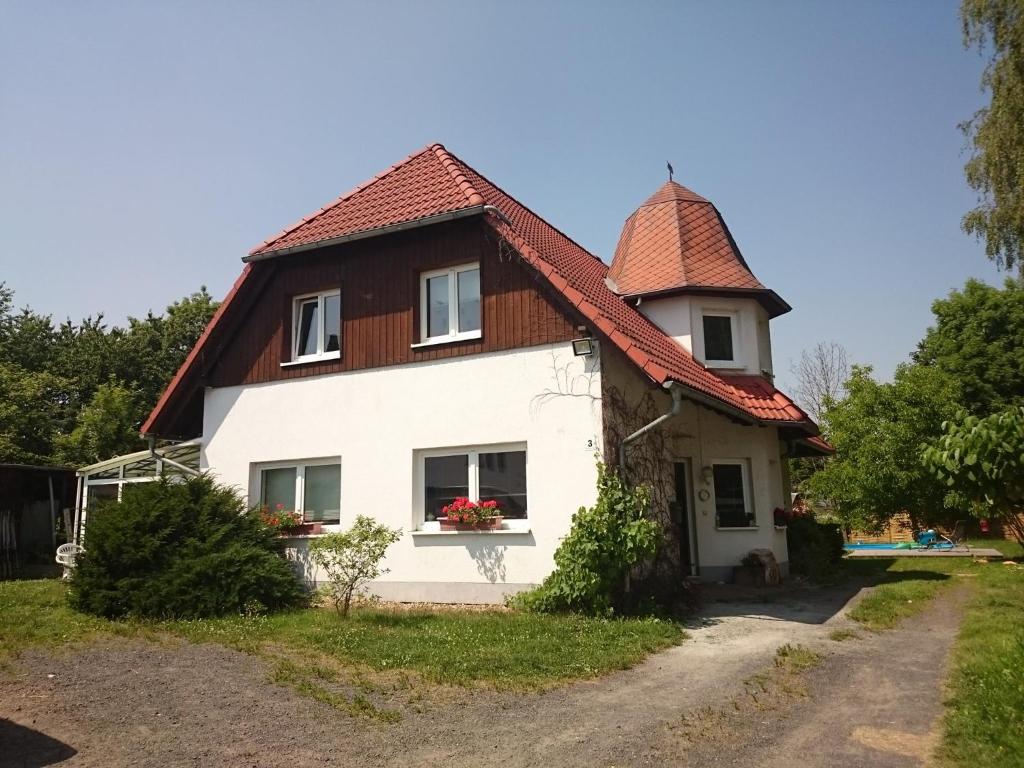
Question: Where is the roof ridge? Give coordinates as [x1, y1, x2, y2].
[249, 143, 439, 256]
[430, 144, 485, 206]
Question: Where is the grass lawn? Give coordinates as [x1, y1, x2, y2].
[939, 540, 1024, 768]
[837, 538, 1023, 767]
[0, 579, 684, 690]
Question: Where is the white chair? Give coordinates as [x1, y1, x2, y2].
[55, 542, 85, 578]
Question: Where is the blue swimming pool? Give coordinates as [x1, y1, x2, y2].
[844, 541, 954, 550]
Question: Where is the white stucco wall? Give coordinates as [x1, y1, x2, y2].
[201, 341, 603, 603]
[603, 349, 789, 582]
[670, 414, 789, 580]
[638, 295, 772, 375]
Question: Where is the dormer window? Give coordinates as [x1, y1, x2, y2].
[702, 312, 738, 365]
[419, 263, 481, 344]
[292, 290, 341, 362]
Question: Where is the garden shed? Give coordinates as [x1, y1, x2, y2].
[0, 463, 77, 578]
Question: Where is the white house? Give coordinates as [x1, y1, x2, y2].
[140, 144, 830, 602]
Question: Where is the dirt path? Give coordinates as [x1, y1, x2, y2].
[667, 584, 972, 768]
[0, 584, 966, 768]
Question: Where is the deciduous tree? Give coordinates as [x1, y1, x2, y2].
[915, 278, 1024, 414]
[923, 406, 1024, 544]
[961, 0, 1024, 274]
[790, 341, 850, 424]
[806, 364, 962, 532]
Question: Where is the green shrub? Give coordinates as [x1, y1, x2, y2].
[309, 515, 402, 616]
[511, 463, 660, 616]
[69, 475, 306, 619]
[786, 516, 844, 582]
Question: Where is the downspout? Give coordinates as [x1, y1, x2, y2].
[72, 474, 83, 545]
[483, 205, 512, 226]
[618, 381, 684, 472]
[147, 437, 201, 478]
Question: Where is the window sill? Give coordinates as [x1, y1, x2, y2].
[280, 351, 341, 368]
[716, 526, 759, 531]
[411, 331, 482, 349]
[277, 524, 341, 539]
[704, 360, 745, 370]
[411, 527, 531, 537]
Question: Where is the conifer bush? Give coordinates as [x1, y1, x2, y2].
[69, 475, 306, 619]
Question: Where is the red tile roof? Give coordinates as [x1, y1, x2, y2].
[143, 144, 820, 437]
[607, 181, 789, 317]
[251, 145, 485, 256]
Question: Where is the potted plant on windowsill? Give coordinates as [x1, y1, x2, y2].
[260, 505, 322, 536]
[438, 497, 503, 531]
[773, 506, 790, 530]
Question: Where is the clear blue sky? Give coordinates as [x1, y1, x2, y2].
[0, 0, 1005, 392]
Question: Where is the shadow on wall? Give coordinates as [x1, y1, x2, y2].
[284, 541, 317, 589]
[287, 533, 535, 588]
[0, 718, 77, 767]
[469, 542, 507, 583]
[412, 533, 537, 584]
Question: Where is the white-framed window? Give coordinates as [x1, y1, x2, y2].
[701, 311, 739, 366]
[711, 459, 755, 529]
[292, 290, 341, 362]
[257, 458, 341, 525]
[418, 262, 481, 343]
[418, 444, 527, 528]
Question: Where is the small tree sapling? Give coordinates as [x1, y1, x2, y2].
[309, 516, 402, 616]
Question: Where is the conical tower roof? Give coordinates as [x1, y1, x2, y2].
[607, 180, 788, 316]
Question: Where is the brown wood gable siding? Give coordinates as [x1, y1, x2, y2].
[209, 220, 580, 388]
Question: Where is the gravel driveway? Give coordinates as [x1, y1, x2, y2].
[0, 582, 965, 767]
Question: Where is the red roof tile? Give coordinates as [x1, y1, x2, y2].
[607, 181, 786, 313]
[440, 152, 815, 429]
[250, 145, 484, 256]
[144, 145, 820, 437]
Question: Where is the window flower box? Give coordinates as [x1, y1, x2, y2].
[283, 522, 322, 537]
[439, 515, 503, 532]
[438, 497, 503, 532]
[261, 505, 322, 536]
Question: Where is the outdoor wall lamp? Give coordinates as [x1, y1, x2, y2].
[572, 337, 595, 357]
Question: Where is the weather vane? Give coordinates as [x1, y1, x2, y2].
[667, 161, 674, 182]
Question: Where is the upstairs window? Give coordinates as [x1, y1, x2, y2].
[702, 312, 736, 364]
[419, 263, 481, 343]
[293, 290, 341, 361]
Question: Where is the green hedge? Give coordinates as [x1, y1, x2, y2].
[69, 475, 306, 619]
[786, 516, 844, 582]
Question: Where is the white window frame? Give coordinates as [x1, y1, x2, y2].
[254, 457, 342, 529]
[700, 310, 741, 368]
[415, 262, 482, 346]
[711, 458, 756, 530]
[289, 290, 341, 363]
[415, 443, 528, 531]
